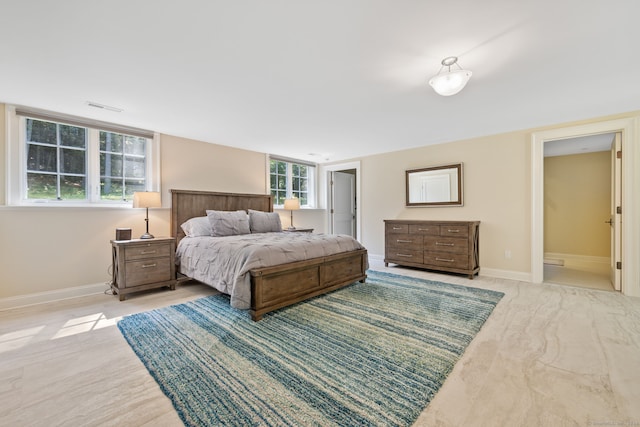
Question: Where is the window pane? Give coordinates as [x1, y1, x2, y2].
[60, 148, 86, 174]
[299, 166, 307, 178]
[277, 161, 286, 174]
[100, 132, 123, 153]
[293, 177, 300, 191]
[292, 164, 299, 175]
[270, 160, 276, 174]
[27, 144, 57, 172]
[124, 179, 146, 199]
[100, 152, 123, 176]
[27, 173, 57, 199]
[124, 156, 145, 179]
[60, 175, 86, 199]
[277, 176, 286, 190]
[101, 178, 123, 200]
[59, 125, 86, 148]
[26, 119, 57, 145]
[124, 136, 146, 155]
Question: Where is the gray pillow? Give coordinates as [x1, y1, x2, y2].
[206, 210, 250, 236]
[248, 209, 282, 233]
[180, 216, 212, 237]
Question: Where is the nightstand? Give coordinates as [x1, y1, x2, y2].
[283, 228, 314, 233]
[110, 237, 177, 301]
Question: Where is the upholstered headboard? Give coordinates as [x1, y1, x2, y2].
[170, 189, 273, 244]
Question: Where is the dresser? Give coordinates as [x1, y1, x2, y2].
[384, 220, 480, 279]
[110, 237, 177, 300]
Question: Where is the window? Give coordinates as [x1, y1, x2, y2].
[269, 157, 316, 207]
[7, 106, 159, 205]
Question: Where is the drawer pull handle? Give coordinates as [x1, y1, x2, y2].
[141, 263, 157, 268]
[418, 228, 430, 231]
[140, 250, 157, 254]
[396, 254, 413, 258]
[392, 227, 403, 230]
[435, 257, 455, 263]
[447, 229, 460, 233]
[396, 239, 413, 243]
[435, 242, 455, 246]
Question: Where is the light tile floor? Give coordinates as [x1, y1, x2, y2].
[1, 261, 639, 426]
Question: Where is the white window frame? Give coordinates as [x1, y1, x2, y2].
[268, 156, 317, 208]
[5, 105, 160, 207]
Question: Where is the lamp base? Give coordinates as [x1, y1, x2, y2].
[139, 232, 155, 239]
[287, 226, 297, 231]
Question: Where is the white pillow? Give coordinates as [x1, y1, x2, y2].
[248, 209, 282, 233]
[206, 210, 251, 236]
[180, 216, 212, 237]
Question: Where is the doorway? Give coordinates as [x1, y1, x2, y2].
[322, 161, 361, 240]
[543, 134, 615, 291]
[330, 169, 357, 237]
[531, 117, 639, 298]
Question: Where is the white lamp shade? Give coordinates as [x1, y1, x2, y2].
[132, 191, 161, 208]
[283, 198, 300, 210]
[429, 69, 472, 96]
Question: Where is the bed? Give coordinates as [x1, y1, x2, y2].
[170, 189, 368, 321]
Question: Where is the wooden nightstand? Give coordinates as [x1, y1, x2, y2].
[110, 237, 177, 301]
[283, 228, 314, 233]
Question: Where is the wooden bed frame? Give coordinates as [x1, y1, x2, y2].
[170, 189, 368, 321]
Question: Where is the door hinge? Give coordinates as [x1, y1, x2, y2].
[617, 206, 622, 214]
[616, 261, 622, 270]
[617, 150, 622, 159]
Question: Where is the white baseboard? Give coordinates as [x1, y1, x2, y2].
[544, 252, 609, 265]
[0, 282, 108, 312]
[479, 268, 532, 282]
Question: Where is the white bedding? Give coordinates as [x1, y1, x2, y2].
[176, 232, 367, 309]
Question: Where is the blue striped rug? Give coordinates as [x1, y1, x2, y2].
[118, 270, 503, 426]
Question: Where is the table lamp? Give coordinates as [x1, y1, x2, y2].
[132, 191, 161, 239]
[284, 197, 300, 230]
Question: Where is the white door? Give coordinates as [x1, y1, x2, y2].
[331, 171, 356, 237]
[610, 132, 622, 291]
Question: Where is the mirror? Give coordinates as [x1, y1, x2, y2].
[406, 163, 463, 207]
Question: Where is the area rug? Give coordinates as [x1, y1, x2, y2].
[118, 270, 504, 426]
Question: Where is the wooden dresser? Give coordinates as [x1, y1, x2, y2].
[384, 220, 480, 279]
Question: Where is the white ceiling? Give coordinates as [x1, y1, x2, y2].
[1, 1, 639, 164]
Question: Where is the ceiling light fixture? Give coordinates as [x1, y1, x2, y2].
[428, 56, 472, 96]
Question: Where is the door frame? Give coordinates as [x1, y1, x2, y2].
[531, 117, 640, 297]
[321, 161, 361, 241]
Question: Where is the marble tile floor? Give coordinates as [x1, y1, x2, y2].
[544, 258, 614, 292]
[1, 262, 639, 427]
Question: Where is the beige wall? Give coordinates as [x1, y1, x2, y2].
[544, 152, 611, 257]
[357, 132, 532, 274]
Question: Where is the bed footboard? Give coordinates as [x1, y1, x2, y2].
[249, 249, 367, 321]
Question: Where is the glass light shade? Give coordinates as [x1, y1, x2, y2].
[132, 191, 161, 208]
[283, 198, 300, 210]
[429, 69, 472, 96]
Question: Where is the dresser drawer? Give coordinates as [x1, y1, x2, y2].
[386, 249, 423, 264]
[424, 236, 468, 254]
[124, 259, 172, 287]
[386, 233, 422, 250]
[124, 243, 171, 261]
[424, 251, 469, 270]
[409, 224, 439, 235]
[386, 223, 409, 234]
[439, 225, 469, 237]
